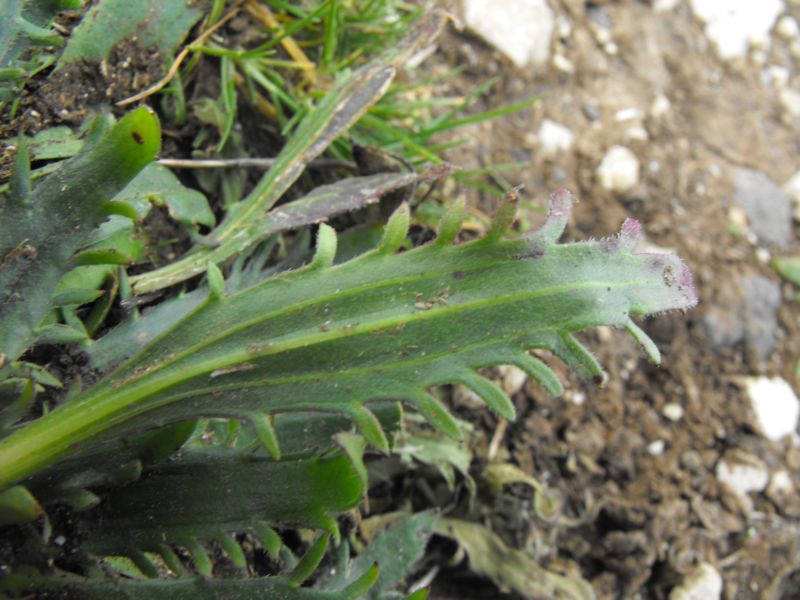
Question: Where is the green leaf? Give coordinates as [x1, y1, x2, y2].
[0, 0, 66, 108]
[397, 429, 474, 493]
[110, 162, 216, 227]
[1, 572, 372, 600]
[333, 512, 436, 599]
[0, 484, 43, 526]
[290, 535, 330, 587]
[8, 126, 83, 161]
[0, 191, 697, 488]
[80, 441, 367, 559]
[0, 106, 160, 362]
[129, 10, 447, 294]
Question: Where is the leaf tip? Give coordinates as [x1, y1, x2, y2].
[436, 193, 465, 246]
[379, 202, 410, 254]
[207, 262, 225, 300]
[311, 223, 338, 268]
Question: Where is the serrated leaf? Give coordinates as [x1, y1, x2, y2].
[0, 0, 68, 107]
[0, 572, 371, 600]
[329, 511, 436, 599]
[0, 106, 160, 361]
[110, 162, 216, 227]
[0, 191, 697, 488]
[82, 446, 366, 559]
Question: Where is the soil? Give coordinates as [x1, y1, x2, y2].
[423, 1, 800, 599]
[4, 1, 800, 599]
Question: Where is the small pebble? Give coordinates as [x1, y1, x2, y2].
[716, 453, 769, 499]
[463, 0, 555, 68]
[650, 93, 671, 119]
[776, 16, 800, 39]
[597, 146, 640, 193]
[670, 562, 722, 600]
[614, 107, 644, 122]
[662, 403, 684, 422]
[746, 376, 800, 441]
[537, 119, 575, 156]
[782, 170, 800, 221]
[653, 0, 681, 12]
[552, 53, 575, 73]
[648, 439, 666, 456]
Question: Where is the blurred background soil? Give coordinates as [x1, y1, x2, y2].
[427, 1, 800, 598]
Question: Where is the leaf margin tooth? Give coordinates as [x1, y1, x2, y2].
[511, 353, 564, 397]
[254, 521, 282, 560]
[625, 318, 661, 365]
[214, 529, 246, 568]
[435, 194, 465, 246]
[206, 262, 225, 300]
[182, 536, 213, 576]
[289, 533, 330, 587]
[453, 371, 516, 420]
[556, 332, 604, 383]
[310, 223, 338, 268]
[247, 411, 281, 460]
[342, 404, 389, 454]
[379, 202, 410, 254]
[407, 391, 462, 440]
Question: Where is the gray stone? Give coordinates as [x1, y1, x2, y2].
[732, 167, 793, 248]
[463, 0, 554, 68]
[702, 274, 780, 360]
[741, 274, 782, 360]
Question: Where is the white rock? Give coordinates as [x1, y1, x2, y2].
[654, 0, 681, 12]
[552, 53, 575, 74]
[689, 0, 784, 60]
[597, 146, 640, 193]
[728, 206, 749, 229]
[782, 170, 800, 221]
[716, 453, 769, 499]
[624, 126, 649, 142]
[768, 469, 794, 496]
[776, 16, 800, 40]
[614, 107, 645, 122]
[497, 365, 527, 396]
[650, 93, 672, 119]
[779, 88, 800, 118]
[765, 65, 790, 88]
[746, 376, 800, 442]
[463, 0, 555, 68]
[791, 39, 800, 59]
[663, 403, 684, 422]
[670, 562, 723, 600]
[537, 119, 575, 156]
[648, 439, 666, 456]
[556, 14, 572, 39]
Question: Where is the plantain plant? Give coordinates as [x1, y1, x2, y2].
[0, 6, 697, 599]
